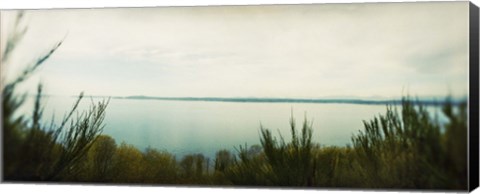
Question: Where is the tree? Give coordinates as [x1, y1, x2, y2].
[142, 147, 178, 184]
[111, 143, 145, 183]
[214, 149, 234, 173]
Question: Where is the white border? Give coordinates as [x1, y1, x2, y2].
[0, 0, 475, 9]
[0, 0, 479, 194]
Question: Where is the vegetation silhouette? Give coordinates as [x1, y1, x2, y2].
[1, 12, 468, 190]
[2, 12, 109, 181]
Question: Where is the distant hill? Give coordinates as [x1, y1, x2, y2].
[113, 96, 463, 106]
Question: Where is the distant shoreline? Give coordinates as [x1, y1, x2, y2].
[33, 94, 464, 106]
[112, 96, 460, 106]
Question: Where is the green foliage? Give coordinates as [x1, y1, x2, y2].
[91, 135, 117, 181]
[225, 116, 316, 187]
[351, 97, 467, 189]
[222, 97, 467, 189]
[1, 13, 468, 188]
[110, 143, 145, 183]
[211, 149, 235, 185]
[313, 146, 362, 187]
[5, 93, 464, 189]
[179, 153, 209, 184]
[2, 12, 58, 179]
[70, 135, 117, 182]
[442, 99, 468, 189]
[214, 149, 235, 173]
[142, 147, 178, 184]
[259, 116, 315, 186]
[224, 144, 269, 186]
[2, 12, 109, 182]
[3, 63, 108, 182]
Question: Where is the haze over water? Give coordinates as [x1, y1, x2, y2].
[25, 96, 445, 159]
[3, 3, 468, 159]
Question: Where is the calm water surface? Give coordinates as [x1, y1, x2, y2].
[23, 96, 440, 159]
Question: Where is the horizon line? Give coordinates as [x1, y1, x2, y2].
[114, 95, 465, 106]
[33, 94, 467, 105]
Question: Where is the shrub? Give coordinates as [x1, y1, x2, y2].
[351, 97, 467, 189]
[2, 12, 109, 182]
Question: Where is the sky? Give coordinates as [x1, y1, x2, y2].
[0, 2, 470, 99]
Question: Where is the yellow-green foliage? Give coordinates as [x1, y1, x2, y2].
[142, 147, 178, 184]
[70, 135, 117, 182]
[111, 143, 145, 183]
[2, 12, 468, 189]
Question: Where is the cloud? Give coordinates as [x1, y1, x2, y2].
[2, 2, 469, 98]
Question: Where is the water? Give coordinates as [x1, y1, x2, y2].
[20, 96, 442, 159]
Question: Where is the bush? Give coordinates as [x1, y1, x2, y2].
[225, 116, 316, 186]
[2, 12, 109, 182]
[351, 97, 467, 189]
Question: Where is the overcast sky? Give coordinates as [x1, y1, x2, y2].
[1, 2, 469, 99]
